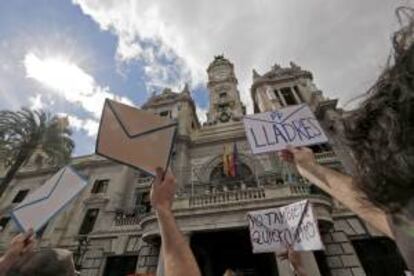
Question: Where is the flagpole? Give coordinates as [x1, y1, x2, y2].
[191, 167, 194, 197]
[255, 159, 260, 187]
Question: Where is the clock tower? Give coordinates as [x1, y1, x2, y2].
[206, 55, 246, 124]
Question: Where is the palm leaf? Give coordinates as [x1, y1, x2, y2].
[0, 107, 75, 196]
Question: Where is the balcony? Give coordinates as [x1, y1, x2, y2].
[113, 172, 332, 228]
[315, 151, 337, 163]
[189, 187, 266, 207]
[136, 177, 153, 185]
[114, 205, 151, 226]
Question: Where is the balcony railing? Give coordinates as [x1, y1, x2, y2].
[315, 151, 337, 163]
[136, 177, 153, 185]
[189, 187, 266, 207]
[114, 205, 151, 226]
[115, 215, 143, 226]
[113, 171, 325, 225]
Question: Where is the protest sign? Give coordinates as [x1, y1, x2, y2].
[96, 99, 177, 177]
[11, 166, 88, 233]
[243, 104, 328, 154]
[247, 200, 324, 253]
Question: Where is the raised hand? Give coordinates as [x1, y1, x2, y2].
[278, 146, 317, 172]
[150, 167, 176, 212]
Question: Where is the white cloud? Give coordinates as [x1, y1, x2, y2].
[29, 94, 45, 110]
[24, 52, 132, 118]
[73, 0, 406, 113]
[61, 113, 99, 137]
[196, 105, 207, 124]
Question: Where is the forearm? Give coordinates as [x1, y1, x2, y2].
[298, 163, 393, 238]
[0, 255, 15, 275]
[295, 268, 308, 276]
[156, 208, 200, 276]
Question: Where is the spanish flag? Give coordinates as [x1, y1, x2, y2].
[223, 143, 239, 177]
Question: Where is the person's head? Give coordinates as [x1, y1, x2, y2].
[223, 268, 235, 276]
[340, 7, 414, 213]
[6, 248, 76, 276]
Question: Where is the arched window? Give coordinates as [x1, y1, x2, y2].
[210, 162, 254, 185]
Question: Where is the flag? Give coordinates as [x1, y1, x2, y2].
[231, 143, 239, 177]
[223, 144, 239, 177]
[223, 145, 229, 176]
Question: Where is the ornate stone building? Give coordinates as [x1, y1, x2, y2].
[0, 56, 407, 276]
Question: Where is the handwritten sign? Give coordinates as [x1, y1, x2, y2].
[243, 104, 328, 154]
[11, 166, 88, 233]
[247, 200, 323, 253]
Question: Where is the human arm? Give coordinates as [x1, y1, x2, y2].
[0, 229, 36, 275]
[150, 168, 201, 276]
[278, 146, 393, 238]
[277, 247, 307, 276]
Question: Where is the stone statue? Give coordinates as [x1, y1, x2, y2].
[290, 61, 301, 71]
[272, 63, 282, 71]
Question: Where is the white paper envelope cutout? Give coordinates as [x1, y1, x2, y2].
[243, 104, 328, 154]
[11, 166, 88, 233]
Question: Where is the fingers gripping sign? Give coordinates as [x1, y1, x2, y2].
[150, 167, 177, 212]
[278, 146, 316, 168]
[0, 228, 37, 273]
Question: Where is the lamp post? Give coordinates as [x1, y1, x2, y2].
[73, 236, 90, 271]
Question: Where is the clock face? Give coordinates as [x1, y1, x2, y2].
[213, 65, 230, 81]
[219, 111, 231, 123]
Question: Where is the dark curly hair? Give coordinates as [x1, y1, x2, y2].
[341, 7, 414, 212]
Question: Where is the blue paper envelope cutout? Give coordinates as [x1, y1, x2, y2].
[11, 166, 88, 233]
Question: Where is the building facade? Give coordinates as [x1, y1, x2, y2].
[0, 56, 408, 276]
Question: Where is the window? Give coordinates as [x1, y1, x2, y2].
[280, 87, 297, 105]
[314, 250, 332, 276]
[159, 110, 170, 117]
[12, 189, 29, 203]
[79, 209, 99, 235]
[352, 238, 407, 276]
[134, 190, 151, 213]
[91, 179, 109, 194]
[219, 92, 227, 98]
[0, 217, 10, 231]
[103, 255, 138, 276]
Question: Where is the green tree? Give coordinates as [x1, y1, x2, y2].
[0, 108, 74, 197]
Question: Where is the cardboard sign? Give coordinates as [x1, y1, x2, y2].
[243, 104, 328, 154]
[247, 200, 324, 253]
[96, 99, 177, 176]
[11, 166, 88, 233]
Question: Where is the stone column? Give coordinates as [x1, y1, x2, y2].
[291, 87, 302, 104]
[276, 89, 287, 106]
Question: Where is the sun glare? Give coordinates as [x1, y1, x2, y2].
[24, 53, 94, 95]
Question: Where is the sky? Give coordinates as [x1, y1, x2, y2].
[0, 0, 409, 156]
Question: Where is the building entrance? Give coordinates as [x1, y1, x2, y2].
[103, 255, 138, 276]
[191, 228, 278, 276]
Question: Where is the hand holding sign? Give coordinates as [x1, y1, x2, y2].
[11, 166, 87, 233]
[96, 99, 177, 176]
[278, 146, 318, 173]
[247, 200, 323, 253]
[243, 104, 328, 154]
